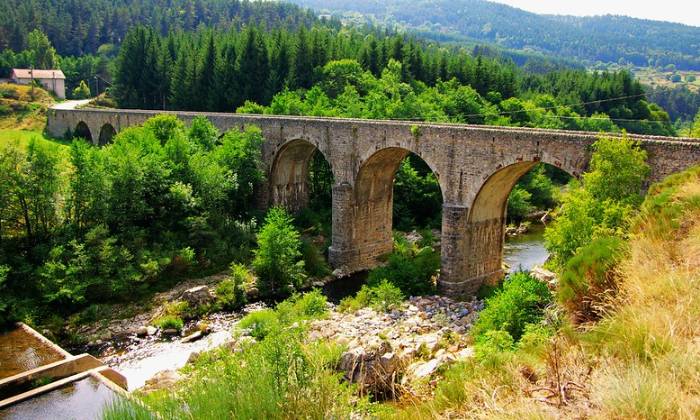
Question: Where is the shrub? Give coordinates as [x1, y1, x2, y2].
[545, 136, 648, 267]
[471, 272, 552, 342]
[367, 237, 439, 296]
[153, 315, 184, 331]
[474, 330, 515, 367]
[275, 290, 329, 326]
[215, 263, 250, 311]
[238, 309, 280, 340]
[253, 207, 306, 297]
[339, 280, 405, 313]
[559, 236, 626, 323]
[143, 114, 185, 143]
[507, 185, 533, 221]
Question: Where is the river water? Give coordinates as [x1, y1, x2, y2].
[503, 226, 548, 273]
[104, 228, 548, 391]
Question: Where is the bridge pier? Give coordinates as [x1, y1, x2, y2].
[328, 182, 395, 274]
[438, 206, 506, 298]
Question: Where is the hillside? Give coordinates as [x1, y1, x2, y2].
[0, 83, 53, 130]
[290, 0, 700, 70]
[0, 0, 323, 57]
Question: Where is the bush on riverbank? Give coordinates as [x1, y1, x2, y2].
[367, 234, 439, 296]
[253, 207, 307, 297]
[470, 272, 553, 342]
[338, 280, 405, 313]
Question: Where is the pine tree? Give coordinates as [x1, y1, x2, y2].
[292, 26, 313, 89]
[196, 34, 218, 110]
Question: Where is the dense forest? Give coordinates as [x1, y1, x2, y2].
[111, 25, 674, 136]
[646, 85, 700, 122]
[291, 0, 700, 70]
[0, 0, 323, 56]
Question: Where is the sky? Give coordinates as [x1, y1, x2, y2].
[491, 0, 700, 27]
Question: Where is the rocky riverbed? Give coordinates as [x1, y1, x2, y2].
[58, 229, 552, 395]
[308, 295, 482, 398]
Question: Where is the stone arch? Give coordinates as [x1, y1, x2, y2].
[461, 159, 577, 291]
[349, 147, 444, 269]
[469, 159, 577, 224]
[269, 138, 334, 212]
[74, 121, 92, 142]
[98, 123, 116, 146]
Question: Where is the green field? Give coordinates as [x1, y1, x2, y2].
[0, 129, 69, 150]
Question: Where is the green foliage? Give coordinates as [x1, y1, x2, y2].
[253, 207, 306, 297]
[367, 235, 439, 296]
[506, 185, 533, 221]
[71, 80, 91, 99]
[584, 137, 650, 205]
[143, 114, 185, 144]
[153, 315, 184, 331]
[545, 137, 648, 267]
[105, 301, 360, 419]
[300, 239, 331, 278]
[238, 309, 280, 340]
[474, 330, 515, 367]
[338, 280, 405, 313]
[215, 263, 250, 311]
[0, 116, 267, 324]
[471, 272, 552, 342]
[393, 156, 442, 230]
[691, 111, 700, 138]
[187, 116, 219, 150]
[559, 236, 626, 323]
[27, 29, 58, 69]
[276, 289, 329, 324]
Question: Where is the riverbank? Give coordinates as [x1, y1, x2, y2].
[63, 230, 547, 394]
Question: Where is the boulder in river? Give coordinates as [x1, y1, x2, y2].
[180, 285, 215, 307]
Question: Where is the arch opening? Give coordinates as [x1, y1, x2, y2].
[98, 123, 116, 146]
[73, 121, 92, 142]
[352, 147, 443, 277]
[269, 139, 334, 214]
[466, 161, 574, 284]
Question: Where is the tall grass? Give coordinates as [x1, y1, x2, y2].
[385, 166, 700, 419]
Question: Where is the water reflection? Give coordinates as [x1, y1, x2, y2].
[0, 377, 117, 420]
[0, 328, 64, 380]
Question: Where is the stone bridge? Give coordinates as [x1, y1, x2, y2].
[47, 107, 700, 298]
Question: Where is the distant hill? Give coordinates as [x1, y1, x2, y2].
[289, 0, 700, 70]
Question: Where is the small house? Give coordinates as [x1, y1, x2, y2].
[10, 68, 66, 99]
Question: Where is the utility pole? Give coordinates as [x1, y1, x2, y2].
[30, 66, 35, 100]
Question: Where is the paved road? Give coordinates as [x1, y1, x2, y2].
[51, 99, 92, 110]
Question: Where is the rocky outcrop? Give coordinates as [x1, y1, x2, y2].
[310, 295, 480, 396]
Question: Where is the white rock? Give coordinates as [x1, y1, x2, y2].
[411, 358, 440, 378]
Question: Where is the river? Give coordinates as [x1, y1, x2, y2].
[503, 225, 548, 273]
[104, 228, 548, 391]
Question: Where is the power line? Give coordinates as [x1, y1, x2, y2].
[461, 93, 647, 119]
